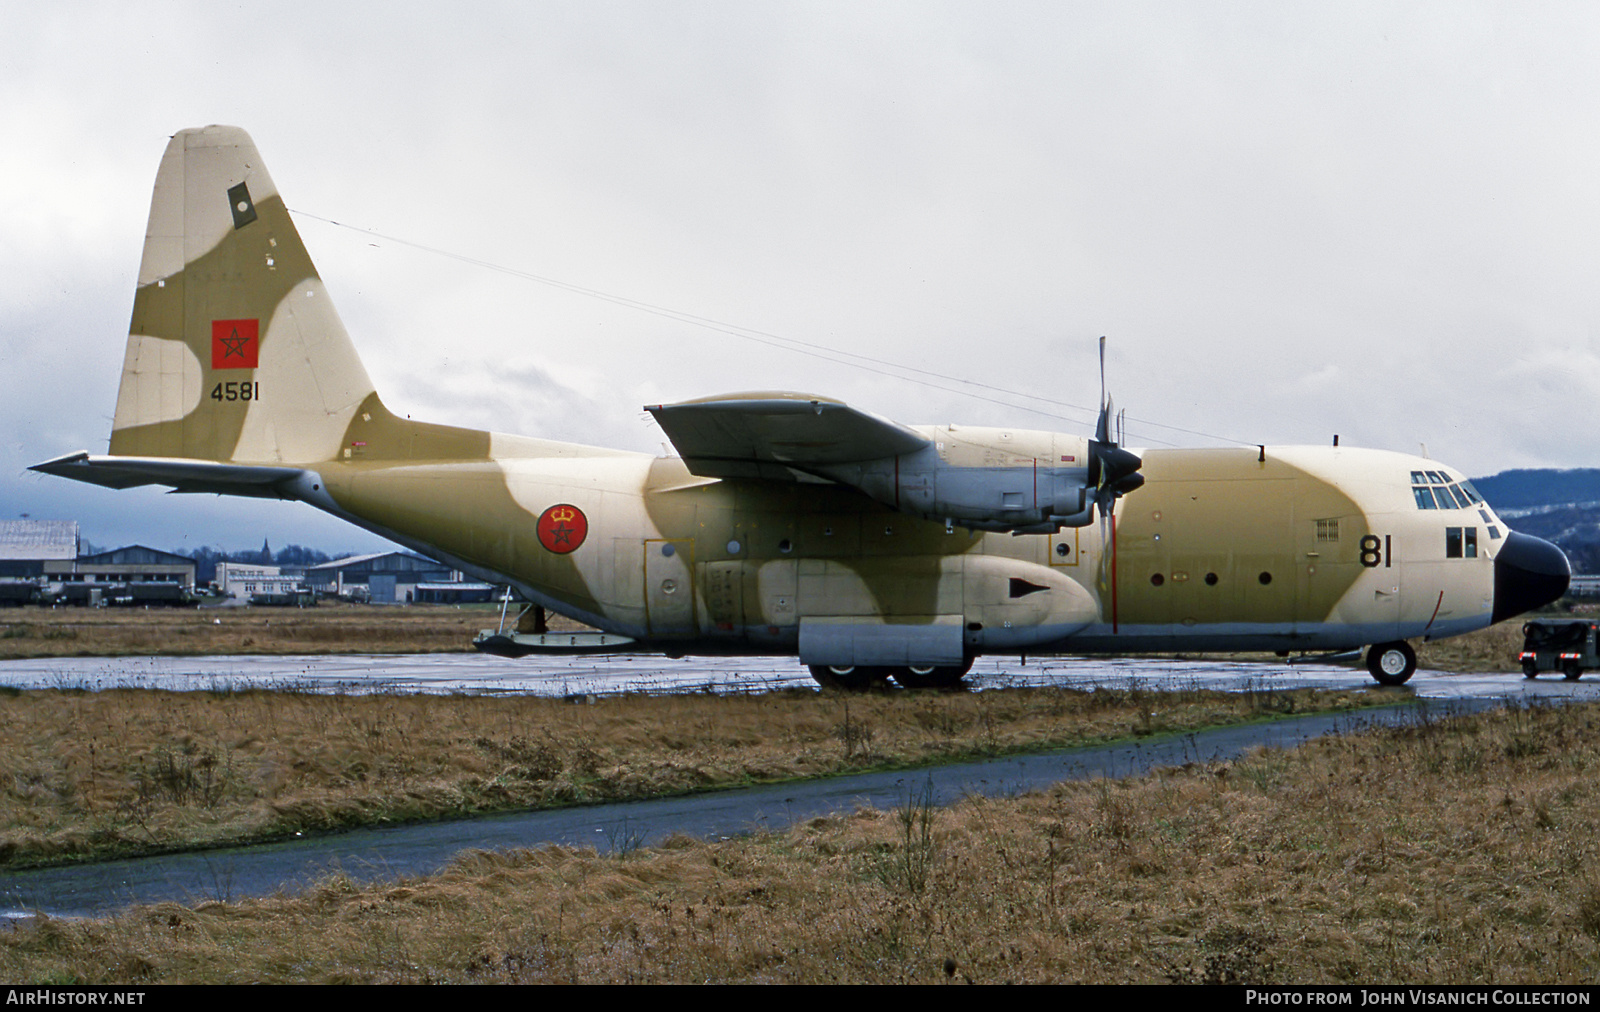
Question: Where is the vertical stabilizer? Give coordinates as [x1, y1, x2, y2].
[109, 125, 375, 464]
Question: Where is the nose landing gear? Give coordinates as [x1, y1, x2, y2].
[1365, 641, 1417, 686]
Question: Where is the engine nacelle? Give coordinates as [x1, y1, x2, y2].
[817, 425, 1102, 533]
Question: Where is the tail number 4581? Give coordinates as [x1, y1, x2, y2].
[211, 382, 261, 402]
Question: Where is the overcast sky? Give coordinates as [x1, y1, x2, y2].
[6, 1, 1600, 554]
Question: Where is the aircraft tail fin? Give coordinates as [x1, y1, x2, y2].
[108, 125, 377, 465]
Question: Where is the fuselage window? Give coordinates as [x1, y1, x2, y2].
[1464, 527, 1477, 557]
[1446, 528, 1462, 558]
[1446, 527, 1478, 558]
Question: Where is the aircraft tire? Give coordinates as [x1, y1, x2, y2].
[1366, 641, 1416, 686]
[808, 665, 889, 690]
[891, 659, 975, 690]
[1564, 660, 1583, 681]
[1523, 659, 1540, 679]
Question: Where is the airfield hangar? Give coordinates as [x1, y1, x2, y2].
[304, 551, 493, 604]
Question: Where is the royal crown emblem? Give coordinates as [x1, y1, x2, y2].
[537, 503, 588, 554]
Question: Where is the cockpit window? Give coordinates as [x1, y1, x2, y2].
[1410, 470, 1478, 511]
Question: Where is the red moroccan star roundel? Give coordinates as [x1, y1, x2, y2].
[211, 319, 260, 369]
[536, 503, 588, 554]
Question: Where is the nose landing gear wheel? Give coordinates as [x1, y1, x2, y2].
[1365, 641, 1417, 686]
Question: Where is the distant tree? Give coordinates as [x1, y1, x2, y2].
[273, 544, 334, 568]
[172, 543, 360, 584]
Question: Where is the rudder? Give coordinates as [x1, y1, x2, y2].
[109, 126, 375, 465]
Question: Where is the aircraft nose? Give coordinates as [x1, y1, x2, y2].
[1492, 531, 1571, 624]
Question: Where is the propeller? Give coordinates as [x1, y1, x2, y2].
[1087, 337, 1144, 518]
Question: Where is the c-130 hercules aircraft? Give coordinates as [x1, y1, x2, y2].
[34, 126, 1571, 688]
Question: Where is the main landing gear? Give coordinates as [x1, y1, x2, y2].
[1365, 641, 1417, 686]
[807, 658, 975, 691]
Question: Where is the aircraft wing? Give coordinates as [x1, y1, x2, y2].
[30, 452, 309, 499]
[646, 392, 930, 480]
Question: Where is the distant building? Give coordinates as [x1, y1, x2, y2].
[51, 546, 196, 590]
[306, 551, 461, 604]
[215, 561, 303, 600]
[414, 582, 499, 604]
[1, 529, 198, 606]
[0, 520, 79, 578]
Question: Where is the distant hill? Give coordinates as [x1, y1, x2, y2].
[1471, 468, 1600, 512]
[1474, 468, 1600, 574]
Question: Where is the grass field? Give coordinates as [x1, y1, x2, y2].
[0, 603, 591, 659]
[0, 610, 1580, 982]
[5, 696, 1598, 983]
[0, 679, 1381, 869]
[0, 613, 1553, 870]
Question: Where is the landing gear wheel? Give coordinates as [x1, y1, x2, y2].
[1524, 659, 1540, 679]
[891, 658, 975, 690]
[1366, 641, 1417, 686]
[1564, 659, 1583, 682]
[807, 665, 889, 690]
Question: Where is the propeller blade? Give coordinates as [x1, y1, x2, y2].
[1095, 336, 1112, 444]
[1085, 337, 1143, 520]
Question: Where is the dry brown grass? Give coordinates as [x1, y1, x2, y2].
[1416, 620, 1530, 674]
[0, 603, 584, 659]
[0, 681, 1378, 869]
[6, 699, 1599, 983]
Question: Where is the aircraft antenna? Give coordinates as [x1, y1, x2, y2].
[292, 210, 1263, 447]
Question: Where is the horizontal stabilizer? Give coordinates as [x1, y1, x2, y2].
[30, 452, 308, 499]
[647, 392, 929, 479]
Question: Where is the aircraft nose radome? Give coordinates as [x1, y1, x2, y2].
[1492, 531, 1571, 624]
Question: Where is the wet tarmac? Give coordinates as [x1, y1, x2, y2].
[0, 652, 1593, 919]
[1, 650, 1596, 701]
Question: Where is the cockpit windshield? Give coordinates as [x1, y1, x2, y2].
[1410, 471, 1485, 511]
